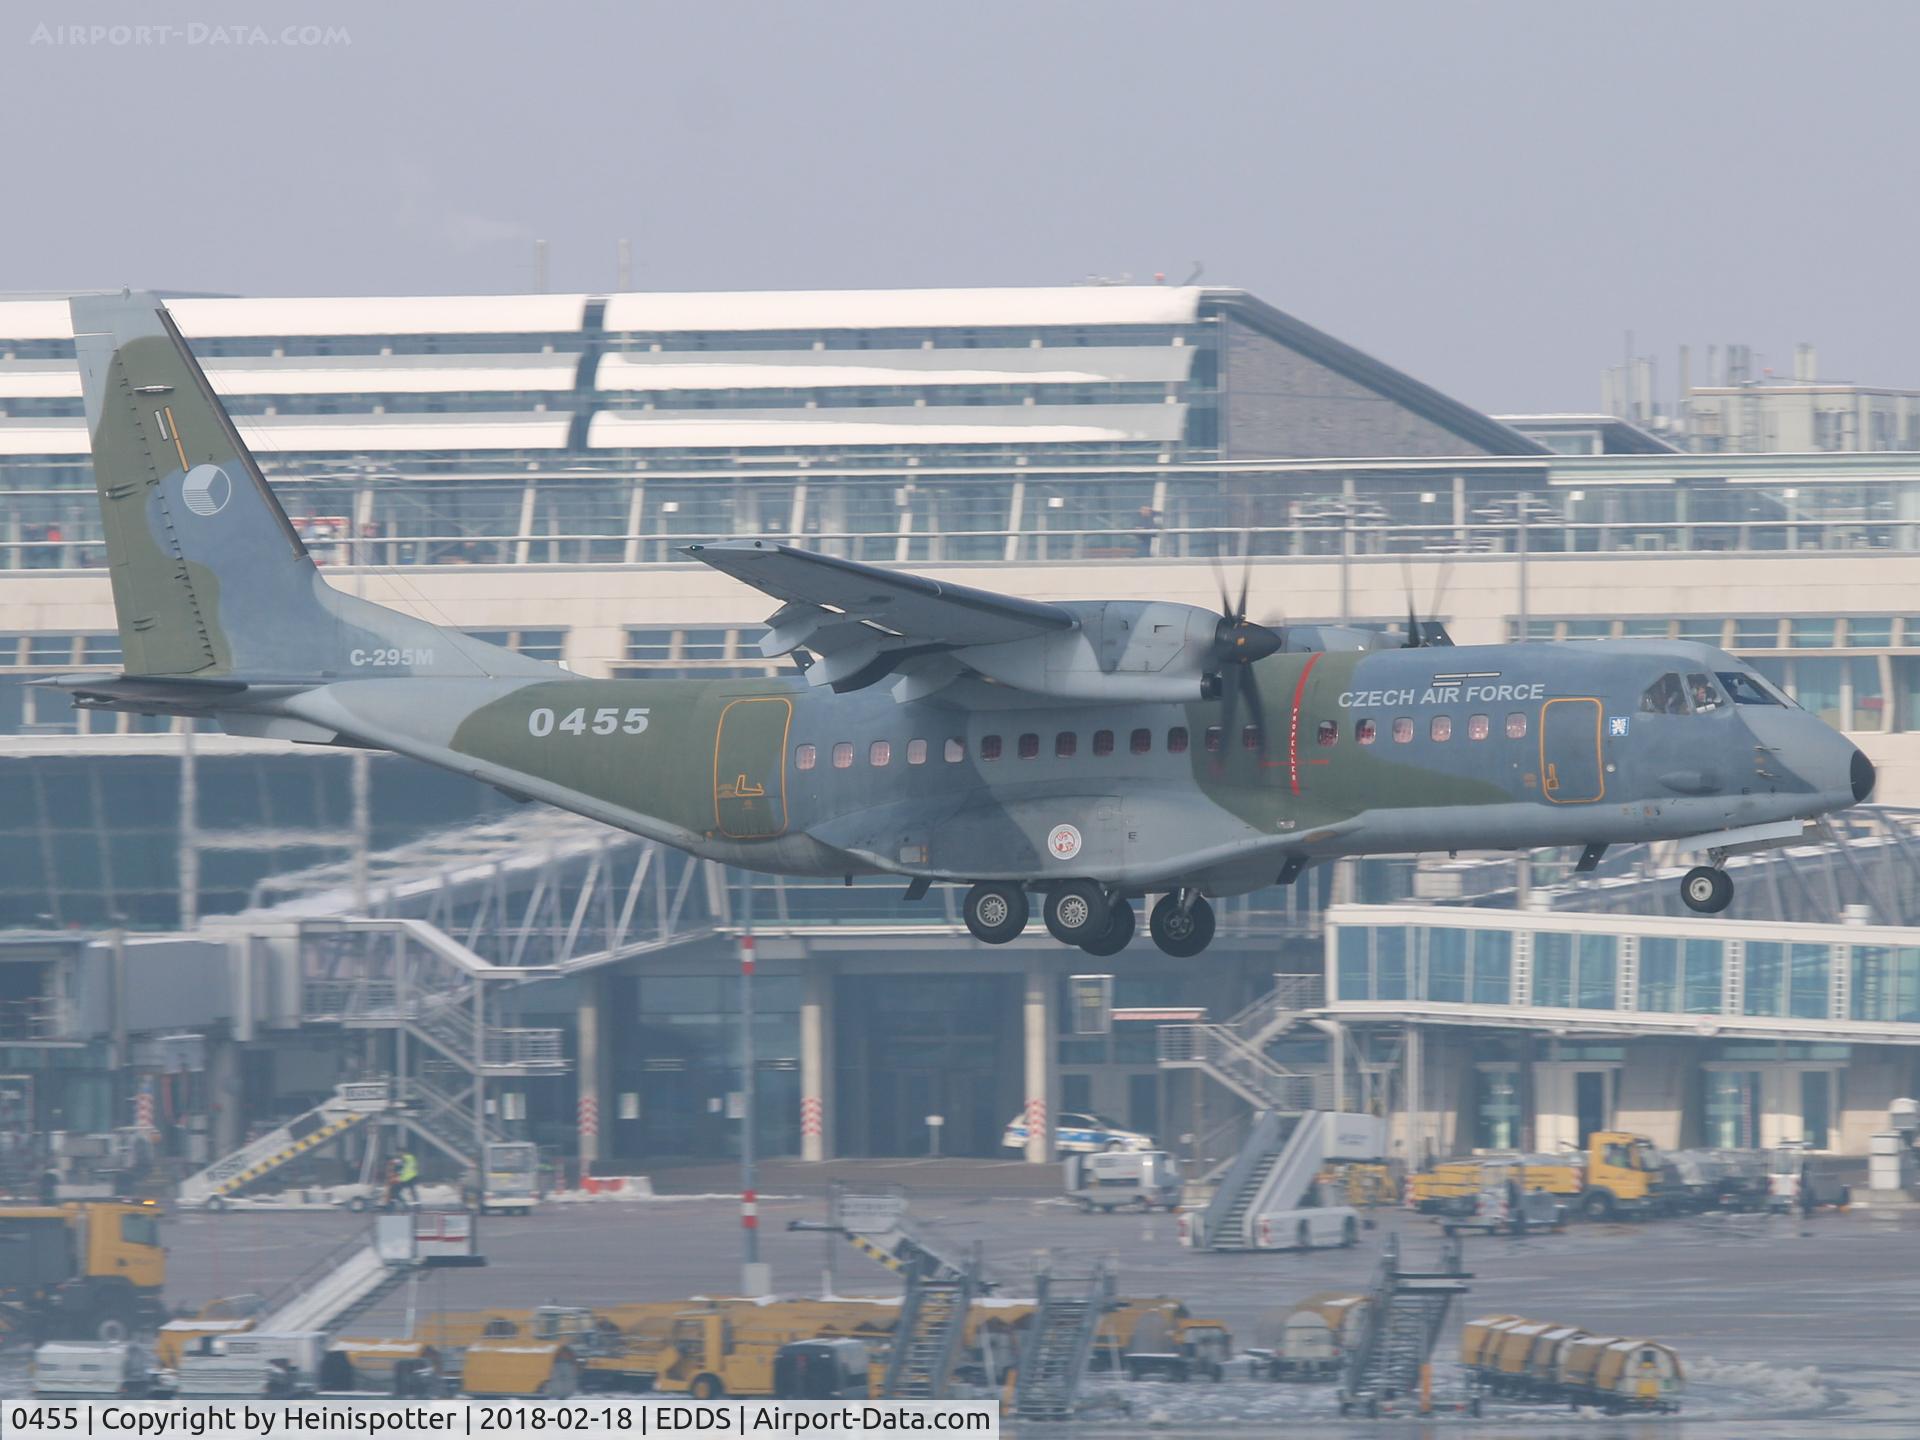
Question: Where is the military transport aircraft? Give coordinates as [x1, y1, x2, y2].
[45, 292, 1876, 957]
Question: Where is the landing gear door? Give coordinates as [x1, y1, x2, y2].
[1540, 697, 1605, 804]
[714, 697, 791, 838]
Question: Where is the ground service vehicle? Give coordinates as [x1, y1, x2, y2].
[1411, 1132, 1673, 1220]
[460, 1341, 577, 1398]
[319, 1340, 443, 1395]
[1265, 1293, 1370, 1380]
[0, 1200, 165, 1341]
[1316, 1161, 1397, 1207]
[479, 1142, 541, 1216]
[32, 1341, 155, 1397]
[773, 1340, 872, 1399]
[1066, 1150, 1181, 1211]
[1462, 1317, 1682, 1414]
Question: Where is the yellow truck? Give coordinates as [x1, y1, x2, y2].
[1410, 1132, 1674, 1221]
[0, 1200, 165, 1341]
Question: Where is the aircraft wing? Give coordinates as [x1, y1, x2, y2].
[685, 540, 1075, 692]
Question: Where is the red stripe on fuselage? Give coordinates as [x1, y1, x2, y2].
[1288, 652, 1323, 796]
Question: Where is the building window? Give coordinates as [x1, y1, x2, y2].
[1316, 720, 1338, 747]
[907, 739, 927, 765]
[1683, 940, 1723, 1013]
[1130, 727, 1152, 755]
[795, 744, 817, 771]
[1093, 729, 1115, 757]
[1167, 726, 1189, 754]
[1018, 732, 1040, 759]
[1426, 928, 1466, 1002]
[1789, 943, 1831, 1020]
[869, 740, 891, 767]
[1467, 714, 1490, 741]
[1744, 941, 1783, 1016]
[1355, 718, 1376, 745]
[1577, 935, 1617, 1009]
[1639, 936, 1679, 1012]
[1506, 712, 1528, 739]
[1850, 944, 1920, 1021]
[1472, 931, 1512, 1004]
[832, 742, 854, 769]
[1534, 933, 1572, 1007]
[944, 738, 965, 763]
[1430, 715, 1453, 742]
[1392, 717, 1414, 743]
[1375, 927, 1408, 1000]
[1055, 731, 1077, 758]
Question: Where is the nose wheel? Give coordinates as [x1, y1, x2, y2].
[1150, 891, 1216, 957]
[1680, 865, 1733, 914]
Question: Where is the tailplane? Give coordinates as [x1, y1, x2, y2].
[68, 291, 545, 685]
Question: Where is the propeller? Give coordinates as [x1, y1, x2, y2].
[1208, 539, 1284, 754]
[1399, 556, 1457, 649]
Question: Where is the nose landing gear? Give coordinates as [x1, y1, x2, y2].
[1680, 865, 1733, 914]
[1150, 890, 1216, 957]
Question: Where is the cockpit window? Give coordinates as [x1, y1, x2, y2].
[1685, 673, 1724, 712]
[1639, 672, 1688, 715]
[1717, 670, 1786, 706]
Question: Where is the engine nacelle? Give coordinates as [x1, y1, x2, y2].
[954, 601, 1222, 702]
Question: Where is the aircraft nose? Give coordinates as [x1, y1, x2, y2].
[1852, 746, 1877, 804]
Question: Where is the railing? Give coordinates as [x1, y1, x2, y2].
[1225, 974, 1325, 1043]
[1157, 1024, 1329, 1112]
[12, 514, 1920, 572]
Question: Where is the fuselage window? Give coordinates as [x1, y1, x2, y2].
[1392, 717, 1414, 743]
[1640, 672, 1688, 715]
[1355, 719, 1376, 745]
[1056, 731, 1077, 758]
[944, 737, 966, 763]
[907, 739, 928, 765]
[1093, 729, 1115, 756]
[869, 740, 891, 766]
[1018, 732, 1040, 759]
[1242, 724, 1263, 750]
[1130, 727, 1152, 755]
[981, 734, 1003, 761]
[1467, 714, 1490, 741]
[1686, 672, 1724, 711]
[1167, 726, 1189, 754]
[1506, 712, 1528, 739]
[1316, 720, 1338, 747]
[1204, 726, 1223, 753]
[832, 742, 854, 769]
[1431, 715, 1453, 742]
[796, 743, 817, 771]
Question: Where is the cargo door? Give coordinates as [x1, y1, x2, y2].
[1539, 697, 1605, 804]
[713, 697, 791, 838]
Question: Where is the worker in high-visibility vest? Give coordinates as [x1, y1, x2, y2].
[396, 1149, 421, 1207]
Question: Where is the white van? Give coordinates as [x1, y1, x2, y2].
[33, 1342, 153, 1397]
[1065, 1149, 1182, 1212]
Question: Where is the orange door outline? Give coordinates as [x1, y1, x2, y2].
[1538, 697, 1605, 804]
[713, 696, 792, 838]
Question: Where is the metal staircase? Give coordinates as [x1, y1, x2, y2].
[1213, 1146, 1286, 1249]
[178, 1082, 393, 1207]
[833, 1185, 990, 1289]
[1013, 1261, 1113, 1422]
[1157, 976, 1329, 1112]
[253, 1211, 482, 1338]
[297, 919, 567, 1170]
[882, 1267, 977, 1399]
[1339, 1233, 1471, 1418]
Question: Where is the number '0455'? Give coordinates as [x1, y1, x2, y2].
[527, 706, 649, 737]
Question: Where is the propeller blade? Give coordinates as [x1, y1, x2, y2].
[1235, 535, 1254, 623]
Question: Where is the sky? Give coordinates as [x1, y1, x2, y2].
[3, 0, 1915, 413]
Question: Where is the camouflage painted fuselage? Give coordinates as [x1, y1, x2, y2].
[278, 637, 1863, 897]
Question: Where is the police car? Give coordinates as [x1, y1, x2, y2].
[1002, 1111, 1154, 1155]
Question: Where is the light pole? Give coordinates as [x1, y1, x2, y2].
[738, 869, 765, 1295]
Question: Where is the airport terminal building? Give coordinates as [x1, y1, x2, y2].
[1, 284, 1917, 1185]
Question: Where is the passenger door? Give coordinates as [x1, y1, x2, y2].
[1539, 697, 1605, 803]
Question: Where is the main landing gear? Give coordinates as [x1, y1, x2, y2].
[960, 881, 1217, 956]
[1680, 864, 1733, 914]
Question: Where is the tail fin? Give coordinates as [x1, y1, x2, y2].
[69, 292, 543, 682]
